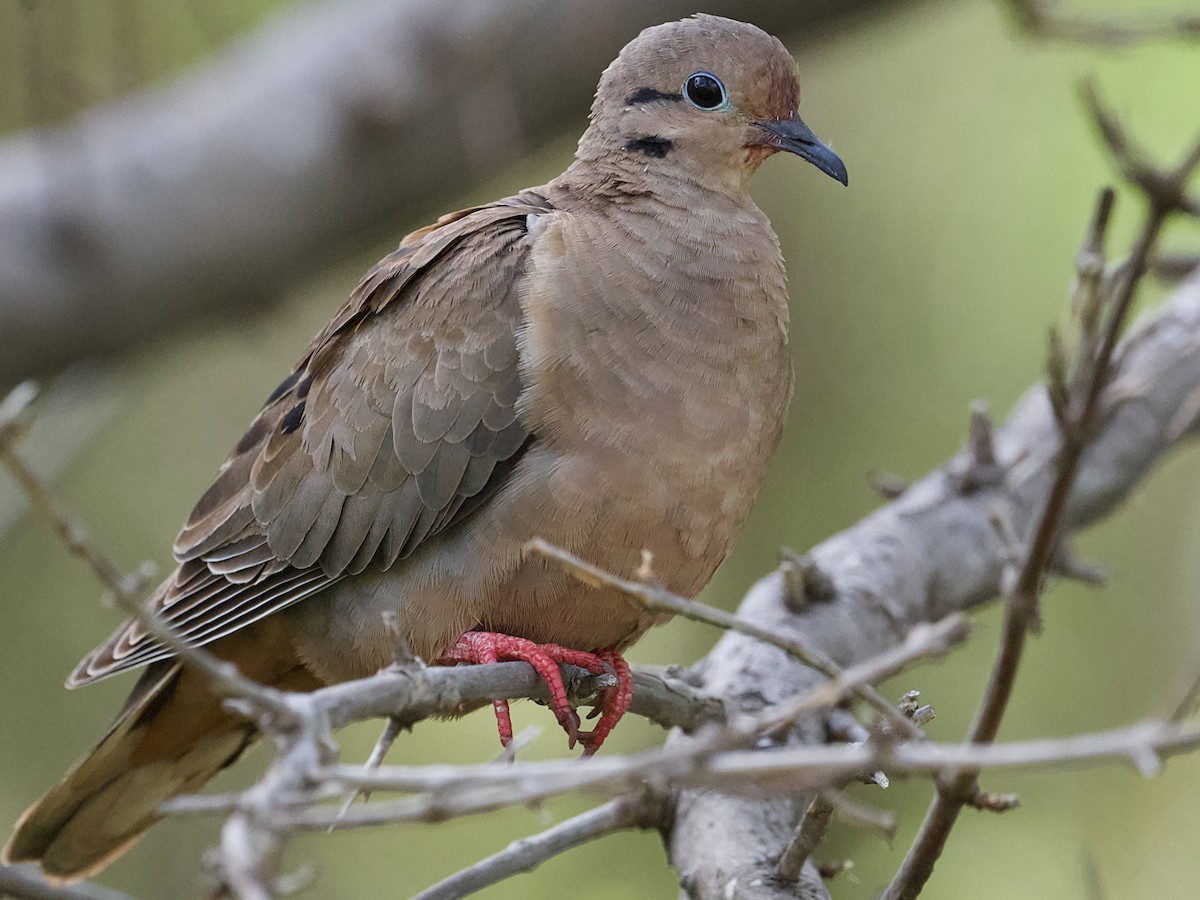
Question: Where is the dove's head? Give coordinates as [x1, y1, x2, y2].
[577, 15, 847, 193]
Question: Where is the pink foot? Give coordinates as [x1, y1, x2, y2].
[437, 632, 632, 754]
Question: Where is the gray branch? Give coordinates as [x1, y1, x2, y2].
[0, 864, 133, 900]
[0, 0, 901, 386]
[666, 270, 1200, 899]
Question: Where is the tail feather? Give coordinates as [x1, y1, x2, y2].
[3, 622, 320, 882]
[2, 662, 257, 881]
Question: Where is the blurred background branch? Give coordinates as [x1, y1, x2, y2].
[0, 0, 904, 387]
[1002, 0, 1200, 45]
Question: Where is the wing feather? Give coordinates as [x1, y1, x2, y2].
[69, 191, 552, 688]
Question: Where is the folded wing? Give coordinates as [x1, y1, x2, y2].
[68, 194, 551, 687]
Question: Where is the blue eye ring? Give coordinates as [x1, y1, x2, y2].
[683, 71, 729, 111]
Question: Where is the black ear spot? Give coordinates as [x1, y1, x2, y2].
[624, 136, 673, 159]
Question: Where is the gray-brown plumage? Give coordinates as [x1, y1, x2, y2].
[4, 14, 846, 882]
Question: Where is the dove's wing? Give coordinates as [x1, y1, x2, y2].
[68, 193, 551, 686]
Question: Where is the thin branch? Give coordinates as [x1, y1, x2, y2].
[331, 715, 406, 828]
[820, 789, 897, 842]
[411, 792, 665, 900]
[882, 92, 1200, 900]
[0, 382, 300, 730]
[0, 864, 133, 900]
[776, 793, 834, 881]
[758, 614, 969, 737]
[528, 538, 923, 740]
[1003, 0, 1200, 46]
[176, 718, 1200, 833]
[0, 382, 137, 604]
[1151, 252, 1200, 283]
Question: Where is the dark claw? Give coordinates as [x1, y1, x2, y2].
[561, 707, 581, 748]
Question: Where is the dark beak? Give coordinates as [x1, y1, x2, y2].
[759, 116, 848, 186]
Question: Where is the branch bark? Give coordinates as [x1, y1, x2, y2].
[666, 266, 1200, 898]
[0, 0, 904, 386]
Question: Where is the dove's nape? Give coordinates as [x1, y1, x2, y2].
[4, 13, 844, 882]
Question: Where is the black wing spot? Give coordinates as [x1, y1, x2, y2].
[625, 137, 673, 159]
[625, 87, 683, 105]
[280, 401, 306, 435]
[264, 371, 301, 406]
[235, 417, 271, 453]
[264, 372, 313, 407]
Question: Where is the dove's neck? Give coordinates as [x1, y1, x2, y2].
[568, 118, 761, 199]
[518, 170, 793, 467]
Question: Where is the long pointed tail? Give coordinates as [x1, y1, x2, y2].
[2, 660, 260, 881]
[3, 633, 320, 883]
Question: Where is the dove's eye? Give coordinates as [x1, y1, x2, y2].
[683, 72, 729, 110]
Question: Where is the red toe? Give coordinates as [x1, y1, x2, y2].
[579, 649, 633, 755]
[436, 632, 631, 753]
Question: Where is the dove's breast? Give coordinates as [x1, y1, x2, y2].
[469, 193, 794, 646]
[289, 192, 795, 673]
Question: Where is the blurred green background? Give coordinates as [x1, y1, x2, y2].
[2, 1, 1200, 898]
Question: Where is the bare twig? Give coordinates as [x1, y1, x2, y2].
[882, 92, 1200, 900]
[0, 864, 133, 900]
[0, 382, 138, 604]
[0, 382, 297, 729]
[169, 719, 1200, 833]
[1151, 251, 1200, 283]
[411, 792, 665, 900]
[758, 615, 969, 737]
[821, 789, 897, 841]
[528, 538, 923, 739]
[330, 715, 406, 829]
[776, 793, 835, 881]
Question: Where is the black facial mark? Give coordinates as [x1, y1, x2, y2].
[280, 401, 306, 435]
[624, 136, 673, 159]
[625, 87, 683, 106]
